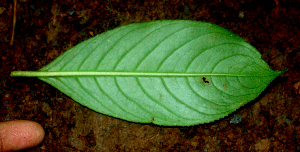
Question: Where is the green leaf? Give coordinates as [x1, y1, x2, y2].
[11, 20, 284, 126]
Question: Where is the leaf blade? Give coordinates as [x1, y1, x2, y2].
[16, 20, 284, 126]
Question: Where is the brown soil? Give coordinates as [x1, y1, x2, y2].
[1, 0, 299, 151]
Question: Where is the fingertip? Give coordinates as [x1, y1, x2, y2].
[0, 120, 45, 151]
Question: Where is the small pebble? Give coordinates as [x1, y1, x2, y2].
[230, 114, 242, 124]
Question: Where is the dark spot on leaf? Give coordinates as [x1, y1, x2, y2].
[201, 77, 210, 84]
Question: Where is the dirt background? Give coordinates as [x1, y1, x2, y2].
[1, 0, 300, 151]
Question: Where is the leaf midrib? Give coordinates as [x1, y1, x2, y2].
[10, 71, 280, 77]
